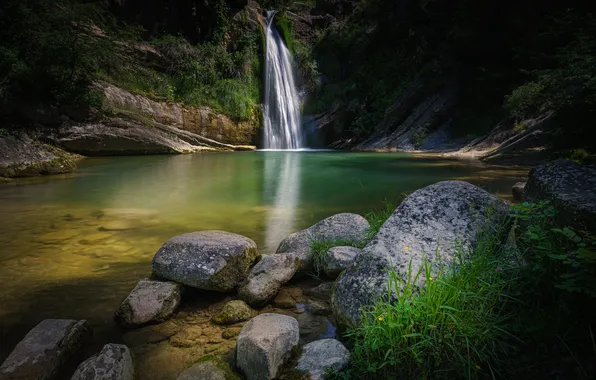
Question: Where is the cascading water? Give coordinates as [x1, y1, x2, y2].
[263, 11, 303, 150]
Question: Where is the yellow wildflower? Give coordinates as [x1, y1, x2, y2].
[475, 365, 481, 370]
[404, 246, 409, 251]
[429, 276, 434, 281]
[378, 317, 384, 321]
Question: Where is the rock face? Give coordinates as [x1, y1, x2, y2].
[323, 246, 362, 278]
[0, 319, 92, 380]
[276, 213, 370, 269]
[332, 181, 509, 327]
[524, 159, 596, 232]
[512, 181, 526, 202]
[238, 253, 298, 307]
[152, 231, 259, 292]
[212, 300, 255, 325]
[236, 314, 299, 380]
[71, 344, 134, 380]
[176, 358, 239, 380]
[295, 339, 350, 380]
[0, 132, 78, 178]
[100, 83, 258, 146]
[114, 279, 181, 327]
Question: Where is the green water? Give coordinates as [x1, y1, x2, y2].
[0, 151, 527, 361]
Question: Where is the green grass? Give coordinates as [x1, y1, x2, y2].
[329, 200, 596, 379]
[333, 226, 516, 379]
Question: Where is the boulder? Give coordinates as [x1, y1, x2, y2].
[323, 246, 362, 278]
[0, 319, 92, 380]
[0, 132, 78, 178]
[176, 357, 239, 380]
[71, 344, 134, 380]
[238, 253, 298, 307]
[512, 181, 526, 202]
[236, 314, 299, 380]
[276, 213, 370, 268]
[115, 279, 181, 327]
[152, 231, 259, 292]
[295, 339, 350, 380]
[524, 159, 596, 232]
[332, 181, 509, 327]
[212, 300, 255, 325]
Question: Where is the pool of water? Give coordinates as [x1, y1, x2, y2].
[0, 151, 528, 362]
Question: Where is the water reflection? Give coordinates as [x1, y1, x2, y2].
[263, 152, 302, 252]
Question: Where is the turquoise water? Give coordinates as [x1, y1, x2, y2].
[0, 151, 527, 361]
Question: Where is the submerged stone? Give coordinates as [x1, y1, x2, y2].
[176, 357, 239, 380]
[152, 231, 258, 292]
[212, 300, 255, 325]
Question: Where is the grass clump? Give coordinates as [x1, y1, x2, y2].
[336, 236, 515, 379]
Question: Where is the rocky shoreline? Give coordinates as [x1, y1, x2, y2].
[2, 160, 594, 380]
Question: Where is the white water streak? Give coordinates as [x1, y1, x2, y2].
[263, 11, 303, 150]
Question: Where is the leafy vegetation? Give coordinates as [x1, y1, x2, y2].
[331, 200, 596, 379]
[306, 0, 595, 149]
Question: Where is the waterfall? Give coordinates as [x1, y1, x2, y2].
[263, 11, 303, 150]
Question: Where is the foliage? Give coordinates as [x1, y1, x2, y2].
[275, 13, 295, 53]
[0, 0, 115, 108]
[511, 200, 596, 297]
[100, 19, 262, 121]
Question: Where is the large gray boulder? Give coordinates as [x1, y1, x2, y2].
[236, 314, 299, 380]
[115, 279, 181, 327]
[0, 319, 92, 380]
[524, 159, 596, 232]
[71, 344, 134, 380]
[295, 339, 350, 380]
[323, 246, 362, 278]
[238, 253, 298, 307]
[276, 213, 370, 268]
[152, 231, 259, 292]
[176, 358, 239, 380]
[332, 181, 509, 327]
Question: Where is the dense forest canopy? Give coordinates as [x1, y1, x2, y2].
[0, 0, 594, 150]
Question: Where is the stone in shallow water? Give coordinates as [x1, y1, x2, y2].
[122, 320, 181, 347]
[332, 180, 509, 327]
[323, 246, 362, 278]
[212, 300, 255, 325]
[115, 279, 182, 327]
[0, 319, 92, 380]
[176, 358, 239, 380]
[236, 313, 299, 380]
[512, 181, 526, 201]
[524, 159, 596, 232]
[276, 213, 370, 269]
[152, 231, 258, 292]
[71, 344, 134, 380]
[272, 288, 304, 309]
[295, 339, 350, 380]
[239, 253, 298, 307]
